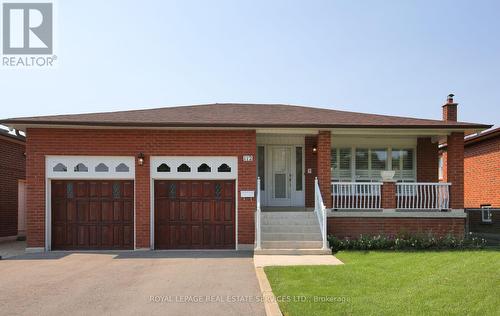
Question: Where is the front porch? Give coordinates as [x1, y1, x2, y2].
[255, 128, 465, 252]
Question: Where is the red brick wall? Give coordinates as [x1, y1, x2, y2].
[463, 137, 500, 208]
[381, 182, 396, 209]
[0, 137, 26, 237]
[317, 131, 332, 208]
[442, 103, 457, 121]
[25, 128, 256, 248]
[328, 217, 465, 238]
[446, 132, 465, 209]
[417, 137, 438, 182]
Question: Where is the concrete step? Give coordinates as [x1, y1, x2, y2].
[261, 232, 322, 241]
[261, 218, 319, 225]
[261, 212, 316, 219]
[254, 248, 332, 255]
[261, 225, 320, 233]
[261, 241, 323, 249]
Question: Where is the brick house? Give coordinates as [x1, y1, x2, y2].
[0, 95, 492, 253]
[0, 129, 26, 240]
[439, 127, 500, 236]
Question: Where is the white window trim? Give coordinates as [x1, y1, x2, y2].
[46, 156, 135, 179]
[331, 146, 416, 182]
[150, 156, 237, 180]
[481, 206, 492, 223]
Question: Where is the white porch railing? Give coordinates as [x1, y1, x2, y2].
[314, 178, 328, 250]
[255, 177, 262, 250]
[331, 182, 382, 209]
[397, 182, 451, 210]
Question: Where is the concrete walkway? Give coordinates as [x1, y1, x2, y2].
[254, 254, 343, 267]
[0, 240, 26, 259]
[0, 251, 265, 316]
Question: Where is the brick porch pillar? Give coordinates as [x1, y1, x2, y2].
[446, 132, 464, 209]
[416, 137, 439, 182]
[381, 180, 397, 209]
[305, 136, 317, 208]
[316, 131, 332, 208]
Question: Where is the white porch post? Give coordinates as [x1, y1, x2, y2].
[255, 177, 261, 250]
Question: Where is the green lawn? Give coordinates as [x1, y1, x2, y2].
[265, 251, 500, 316]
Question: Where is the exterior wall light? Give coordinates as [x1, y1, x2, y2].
[138, 152, 145, 166]
[312, 146, 318, 154]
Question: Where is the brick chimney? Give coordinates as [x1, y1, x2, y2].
[442, 93, 458, 122]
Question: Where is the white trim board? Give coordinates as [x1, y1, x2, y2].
[150, 156, 237, 180]
[46, 156, 135, 180]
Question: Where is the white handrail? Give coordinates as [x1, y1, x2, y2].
[255, 177, 261, 250]
[314, 178, 328, 250]
[331, 182, 382, 209]
[396, 182, 451, 210]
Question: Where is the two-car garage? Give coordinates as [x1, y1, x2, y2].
[47, 156, 238, 251]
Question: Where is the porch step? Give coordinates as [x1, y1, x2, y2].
[261, 232, 322, 241]
[258, 211, 329, 254]
[261, 225, 320, 233]
[261, 241, 324, 249]
[261, 212, 317, 219]
[262, 219, 319, 225]
[254, 248, 332, 255]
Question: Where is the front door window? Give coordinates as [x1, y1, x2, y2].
[272, 147, 290, 199]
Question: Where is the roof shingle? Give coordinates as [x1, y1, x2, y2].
[0, 103, 491, 129]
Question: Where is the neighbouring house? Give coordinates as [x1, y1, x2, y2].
[439, 127, 500, 237]
[0, 95, 492, 253]
[0, 129, 26, 241]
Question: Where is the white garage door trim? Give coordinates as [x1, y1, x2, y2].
[46, 156, 135, 180]
[45, 156, 136, 251]
[150, 156, 237, 180]
[149, 156, 239, 250]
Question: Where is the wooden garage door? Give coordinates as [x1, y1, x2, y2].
[51, 180, 134, 250]
[154, 180, 235, 249]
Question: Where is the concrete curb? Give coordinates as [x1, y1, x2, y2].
[255, 267, 282, 316]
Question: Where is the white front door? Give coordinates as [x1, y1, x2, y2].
[270, 146, 291, 206]
[264, 145, 305, 207]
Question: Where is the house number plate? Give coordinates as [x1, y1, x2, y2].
[243, 155, 254, 162]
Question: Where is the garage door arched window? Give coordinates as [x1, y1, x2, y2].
[53, 163, 67, 172]
[74, 163, 88, 172]
[157, 163, 171, 172]
[197, 163, 211, 172]
[217, 163, 231, 173]
[116, 163, 130, 172]
[177, 164, 191, 172]
[150, 157, 237, 180]
[95, 163, 109, 172]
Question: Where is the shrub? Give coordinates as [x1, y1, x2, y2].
[328, 233, 486, 253]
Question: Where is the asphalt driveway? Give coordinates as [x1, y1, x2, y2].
[0, 250, 265, 316]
